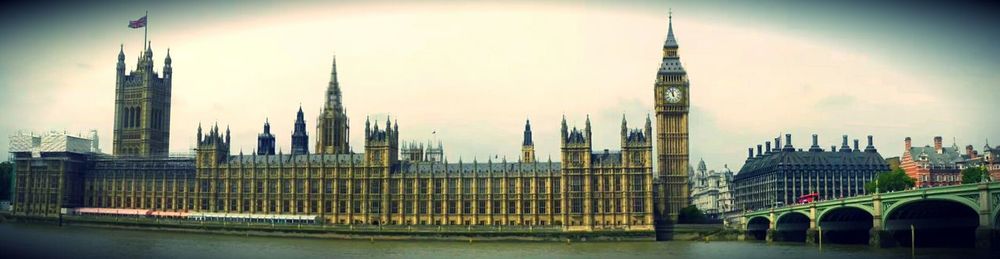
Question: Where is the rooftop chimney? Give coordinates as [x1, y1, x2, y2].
[853, 139, 860, 152]
[765, 141, 772, 154]
[783, 134, 794, 152]
[775, 137, 782, 152]
[967, 145, 977, 159]
[831, 145, 837, 152]
[864, 135, 877, 153]
[905, 137, 912, 151]
[841, 135, 852, 152]
[748, 148, 754, 159]
[756, 145, 762, 157]
[809, 134, 823, 152]
[934, 136, 943, 154]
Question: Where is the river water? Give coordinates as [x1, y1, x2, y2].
[0, 223, 992, 259]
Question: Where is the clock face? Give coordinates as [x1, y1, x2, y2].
[664, 87, 682, 103]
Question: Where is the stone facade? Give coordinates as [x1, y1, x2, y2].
[688, 159, 734, 220]
[653, 13, 690, 225]
[113, 44, 171, 157]
[10, 36, 676, 231]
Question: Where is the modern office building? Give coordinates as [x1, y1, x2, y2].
[733, 134, 889, 211]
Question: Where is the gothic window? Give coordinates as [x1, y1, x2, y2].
[491, 178, 501, 194]
[369, 180, 380, 194]
[570, 199, 582, 214]
[370, 201, 380, 214]
[569, 176, 582, 192]
[404, 179, 413, 194]
[462, 179, 472, 194]
[632, 197, 645, 213]
[631, 175, 644, 191]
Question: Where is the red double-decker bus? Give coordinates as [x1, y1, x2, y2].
[797, 193, 819, 204]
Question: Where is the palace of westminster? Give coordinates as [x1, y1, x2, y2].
[10, 17, 692, 233]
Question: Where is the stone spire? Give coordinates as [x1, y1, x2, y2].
[523, 119, 533, 146]
[257, 118, 276, 156]
[658, 10, 685, 75]
[291, 105, 309, 155]
[522, 118, 535, 163]
[664, 9, 678, 48]
[118, 44, 125, 62]
[326, 55, 343, 112]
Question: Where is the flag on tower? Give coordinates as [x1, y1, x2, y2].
[129, 15, 147, 29]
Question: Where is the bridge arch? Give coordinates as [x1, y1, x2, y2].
[745, 216, 771, 241]
[883, 196, 980, 220]
[816, 205, 873, 221]
[883, 198, 979, 248]
[817, 206, 874, 244]
[774, 211, 810, 242]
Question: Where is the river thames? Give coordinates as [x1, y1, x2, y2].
[0, 223, 992, 259]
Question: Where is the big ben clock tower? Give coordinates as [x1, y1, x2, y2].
[654, 12, 689, 227]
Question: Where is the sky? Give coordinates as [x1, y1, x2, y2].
[1, 0, 998, 172]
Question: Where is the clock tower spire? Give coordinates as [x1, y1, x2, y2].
[653, 11, 690, 236]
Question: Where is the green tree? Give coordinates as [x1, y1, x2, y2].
[0, 161, 11, 201]
[961, 167, 987, 184]
[677, 204, 706, 224]
[864, 168, 915, 193]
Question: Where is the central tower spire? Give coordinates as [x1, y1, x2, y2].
[326, 56, 343, 112]
[316, 55, 351, 154]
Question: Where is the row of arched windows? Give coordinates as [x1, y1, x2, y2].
[122, 106, 141, 128]
[122, 106, 166, 130]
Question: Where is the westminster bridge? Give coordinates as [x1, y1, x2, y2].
[740, 181, 1000, 249]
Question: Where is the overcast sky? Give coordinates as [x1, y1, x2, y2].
[1, 0, 998, 171]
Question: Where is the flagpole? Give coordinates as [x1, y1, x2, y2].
[144, 10, 148, 51]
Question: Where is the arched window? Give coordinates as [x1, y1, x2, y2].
[125, 107, 133, 128]
[135, 107, 141, 128]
